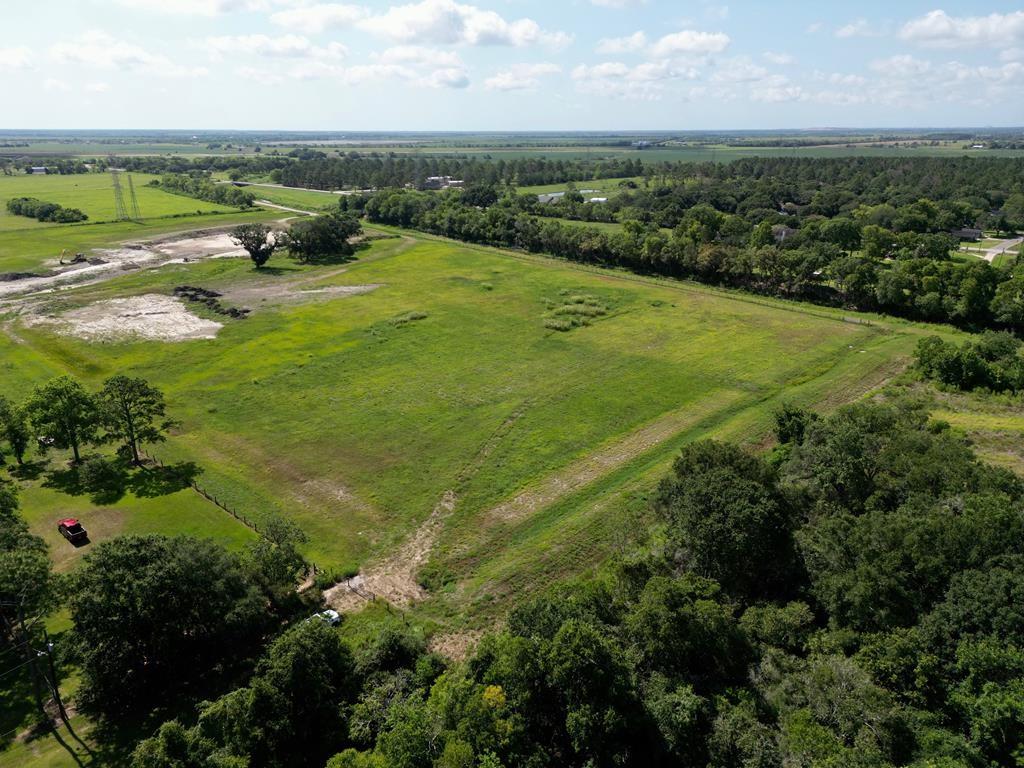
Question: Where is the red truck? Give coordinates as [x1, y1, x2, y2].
[57, 518, 88, 545]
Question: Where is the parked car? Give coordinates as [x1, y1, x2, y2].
[310, 609, 341, 626]
[57, 518, 88, 544]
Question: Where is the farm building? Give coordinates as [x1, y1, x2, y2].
[422, 176, 464, 190]
[30, 166, 49, 174]
[538, 192, 566, 204]
[952, 228, 984, 240]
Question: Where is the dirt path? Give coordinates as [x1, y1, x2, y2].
[255, 200, 319, 216]
[324, 403, 531, 613]
[325, 490, 458, 611]
[484, 392, 746, 526]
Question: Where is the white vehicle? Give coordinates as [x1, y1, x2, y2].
[311, 609, 341, 626]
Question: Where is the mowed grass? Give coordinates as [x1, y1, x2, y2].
[1, 230, 937, 599]
[240, 184, 344, 211]
[0, 173, 237, 230]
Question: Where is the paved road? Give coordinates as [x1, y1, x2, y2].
[983, 237, 1023, 263]
[964, 237, 1023, 263]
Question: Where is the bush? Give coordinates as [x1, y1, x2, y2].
[6, 196, 87, 222]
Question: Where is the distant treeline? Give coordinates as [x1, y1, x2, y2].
[5, 196, 87, 223]
[151, 173, 255, 208]
[359, 184, 1024, 331]
[276, 154, 651, 189]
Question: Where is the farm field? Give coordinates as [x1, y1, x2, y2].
[0, 225, 954, 627]
[0, 173, 237, 230]
[237, 183, 345, 211]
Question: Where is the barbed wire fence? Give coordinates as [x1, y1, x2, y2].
[138, 448, 261, 536]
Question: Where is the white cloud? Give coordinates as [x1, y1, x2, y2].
[827, 72, 868, 87]
[869, 54, 931, 78]
[50, 31, 208, 77]
[86, 81, 111, 93]
[204, 34, 347, 61]
[0, 46, 31, 72]
[374, 45, 462, 67]
[357, 0, 570, 48]
[835, 19, 876, 38]
[237, 48, 469, 89]
[711, 57, 769, 83]
[484, 62, 560, 90]
[270, 4, 368, 34]
[649, 29, 730, 58]
[236, 66, 284, 85]
[590, 0, 645, 6]
[43, 78, 70, 91]
[115, 0, 271, 15]
[596, 31, 647, 55]
[571, 59, 696, 99]
[763, 51, 794, 65]
[900, 10, 1024, 49]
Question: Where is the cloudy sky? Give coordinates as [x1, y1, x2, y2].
[3, 1, 1023, 130]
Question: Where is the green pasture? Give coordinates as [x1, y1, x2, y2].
[242, 184, 342, 211]
[2, 228, 945, 592]
[0, 173, 238, 230]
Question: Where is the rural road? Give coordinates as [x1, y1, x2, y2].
[965, 236, 1023, 263]
[983, 237, 1023, 263]
[255, 200, 319, 215]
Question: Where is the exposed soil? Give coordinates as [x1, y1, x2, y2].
[25, 294, 223, 342]
[325, 490, 458, 612]
[428, 630, 485, 661]
[0, 227, 259, 302]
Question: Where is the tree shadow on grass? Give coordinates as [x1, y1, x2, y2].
[127, 462, 202, 498]
[7, 460, 48, 481]
[253, 265, 302, 276]
[41, 457, 201, 504]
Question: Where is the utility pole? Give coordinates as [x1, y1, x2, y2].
[16, 600, 47, 721]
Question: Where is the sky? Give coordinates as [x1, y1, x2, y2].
[2, 0, 1023, 130]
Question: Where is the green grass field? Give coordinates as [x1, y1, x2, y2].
[0, 174, 239, 230]
[241, 184, 343, 211]
[1, 228, 951, 597]
[0, 222, 969, 767]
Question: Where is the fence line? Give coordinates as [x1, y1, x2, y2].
[138, 449, 261, 535]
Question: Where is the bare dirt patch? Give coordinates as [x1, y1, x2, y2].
[325, 490, 458, 613]
[0, 228, 260, 302]
[221, 281, 382, 306]
[26, 294, 222, 342]
[428, 630, 485, 661]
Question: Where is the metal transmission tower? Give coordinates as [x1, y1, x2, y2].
[110, 169, 141, 221]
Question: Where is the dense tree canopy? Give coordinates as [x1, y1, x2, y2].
[69, 535, 270, 715]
